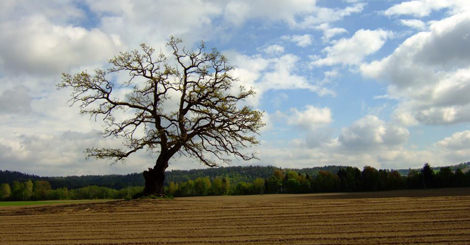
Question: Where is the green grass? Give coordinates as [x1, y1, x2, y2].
[0, 200, 106, 207]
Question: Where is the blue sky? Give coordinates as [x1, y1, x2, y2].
[1, 0, 470, 176]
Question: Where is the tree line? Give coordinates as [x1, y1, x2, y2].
[0, 180, 143, 201]
[1, 163, 469, 200]
[165, 163, 470, 196]
[3, 163, 466, 191]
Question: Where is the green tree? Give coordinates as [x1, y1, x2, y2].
[388, 171, 403, 190]
[314, 171, 340, 192]
[48, 187, 70, 200]
[24, 180, 33, 200]
[406, 169, 422, 189]
[362, 166, 380, 191]
[337, 167, 361, 192]
[454, 169, 466, 187]
[194, 177, 211, 196]
[59, 37, 264, 196]
[11, 181, 24, 200]
[253, 178, 265, 194]
[178, 180, 195, 196]
[33, 180, 52, 200]
[266, 176, 282, 194]
[168, 182, 178, 196]
[234, 182, 253, 195]
[0, 183, 11, 200]
[435, 167, 453, 188]
[283, 171, 301, 193]
[222, 177, 231, 195]
[210, 177, 224, 195]
[421, 163, 434, 189]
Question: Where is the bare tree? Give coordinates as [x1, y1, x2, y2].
[58, 37, 264, 196]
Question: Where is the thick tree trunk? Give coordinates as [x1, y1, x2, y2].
[143, 157, 168, 196]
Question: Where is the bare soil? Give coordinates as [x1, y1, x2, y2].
[1, 188, 470, 244]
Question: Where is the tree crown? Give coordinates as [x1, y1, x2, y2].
[58, 37, 264, 167]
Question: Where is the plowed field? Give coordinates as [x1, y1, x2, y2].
[1, 188, 470, 244]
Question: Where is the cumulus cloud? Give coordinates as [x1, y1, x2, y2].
[221, 0, 365, 29]
[435, 130, 470, 163]
[257, 114, 425, 170]
[90, 0, 222, 47]
[296, 3, 366, 28]
[312, 29, 391, 66]
[338, 115, 410, 151]
[383, 0, 470, 17]
[263, 44, 285, 55]
[361, 12, 470, 125]
[0, 16, 121, 76]
[282, 34, 313, 47]
[400, 19, 427, 30]
[287, 105, 333, 131]
[0, 131, 155, 176]
[436, 130, 470, 150]
[222, 0, 317, 27]
[315, 23, 348, 42]
[227, 51, 336, 106]
[384, 1, 451, 17]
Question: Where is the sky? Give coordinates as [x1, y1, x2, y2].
[1, 0, 470, 176]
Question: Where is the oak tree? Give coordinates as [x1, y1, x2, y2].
[59, 37, 263, 196]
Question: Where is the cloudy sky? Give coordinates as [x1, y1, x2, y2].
[1, 0, 470, 176]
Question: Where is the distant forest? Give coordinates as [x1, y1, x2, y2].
[1, 162, 469, 201]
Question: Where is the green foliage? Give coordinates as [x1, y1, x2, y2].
[2, 163, 469, 201]
[313, 171, 340, 192]
[11, 181, 25, 200]
[253, 178, 265, 194]
[222, 177, 230, 195]
[194, 177, 211, 196]
[33, 180, 52, 200]
[48, 187, 70, 200]
[362, 166, 380, 191]
[422, 163, 434, 189]
[168, 182, 178, 196]
[0, 183, 11, 200]
[210, 178, 224, 195]
[234, 182, 253, 195]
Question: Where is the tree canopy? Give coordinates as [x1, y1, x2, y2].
[58, 37, 264, 195]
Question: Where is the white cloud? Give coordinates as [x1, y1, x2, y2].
[384, 0, 451, 17]
[221, 0, 364, 29]
[287, 105, 332, 131]
[361, 12, 470, 125]
[227, 51, 336, 106]
[436, 130, 470, 150]
[0, 130, 157, 176]
[0, 15, 121, 76]
[338, 115, 410, 151]
[263, 44, 285, 55]
[256, 114, 429, 170]
[435, 130, 470, 163]
[222, 0, 317, 27]
[312, 29, 391, 66]
[296, 3, 366, 28]
[282, 34, 313, 47]
[0, 0, 85, 23]
[316, 23, 348, 42]
[384, 0, 470, 17]
[93, 0, 222, 47]
[400, 19, 427, 30]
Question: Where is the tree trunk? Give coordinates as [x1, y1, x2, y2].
[143, 158, 168, 196]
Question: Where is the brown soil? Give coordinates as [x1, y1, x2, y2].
[1, 188, 470, 244]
